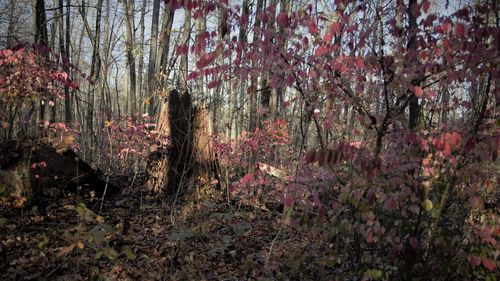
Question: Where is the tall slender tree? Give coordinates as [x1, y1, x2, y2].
[146, 0, 161, 117]
[32, 0, 49, 123]
[123, 0, 137, 117]
[178, 9, 192, 94]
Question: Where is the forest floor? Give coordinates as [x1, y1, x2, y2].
[0, 184, 349, 281]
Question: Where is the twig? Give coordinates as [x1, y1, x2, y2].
[44, 262, 64, 279]
[99, 168, 111, 213]
[265, 221, 284, 267]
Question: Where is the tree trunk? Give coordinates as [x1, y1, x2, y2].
[248, 0, 264, 132]
[49, 9, 56, 123]
[274, 0, 289, 117]
[155, 3, 175, 100]
[137, 0, 148, 112]
[194, 10, 207, 99]
[6, 0, 16, 47]
[80, 0, 103, 162]
[146, 91, 192, 194]
[57, 0, 72, 126]
[99, 0, 112, 124]
[146, 0, 161, 117]
[123, 0, 137, 117]
[407, 0, 420, 131]
[178, 9, 191, 93]
[260, 0, 277, 125]
[231, 0, 249, 146]
[146, 91, 220, 194]
[32, 0, 49, 124]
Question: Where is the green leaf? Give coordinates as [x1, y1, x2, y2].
[95, 251, 104, 260]
[139, 204, 153, 211]
[0, 217, 7, 226]
[122, 245, 136, 260]
[103, 247, 119, 260]
[366, 268, 383, 280]
[37, 235, 49, 249]
[93, 229, 106, 245]
[431, 208, 440, 219]
[75, 203, 96, 222]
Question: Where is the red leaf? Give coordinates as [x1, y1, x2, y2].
[284, 193, 295, 207]
[383, 196, 398, 212]
[240, 172, 255, 185]
[314, 46, 330, 57]
[176, 44, 189, 55]
[444, 22, 453, 34]
[276, 12, 290, 28]
[455, 23, 466, 38]
[367, 231, 374, 243]
[482, 257, 496, 272]
[195, 52, 216, 69]
[442, 142, 452, 156]
[470, 255, 481, 269]
[207, 80, 220, 89]
[329, 22, 342, 35]
[414, 86, 423, 97]
[421, 0, 430, 13]
[356, 57, 364, 69]
[409, 237, 419, 250]
[446, 132, 461, 146]
[308, 19, 318, 34]
[187, 71, 199, 80]
[323, 32, 334, 43]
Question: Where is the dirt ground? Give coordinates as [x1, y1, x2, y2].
[0, 187, 351, 281]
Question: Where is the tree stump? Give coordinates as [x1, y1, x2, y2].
[192, 105, 221, 189]
[146, 90, 220, 195]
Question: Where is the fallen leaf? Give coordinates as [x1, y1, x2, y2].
[57, 244, 76, 257]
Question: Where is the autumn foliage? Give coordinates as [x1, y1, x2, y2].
[1, 0, 499, 280]
[207, 0, 499, 279]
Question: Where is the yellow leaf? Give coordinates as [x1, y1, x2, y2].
[422, 199, 433, 211]
[77, 241, 85, 249]
[96, 215, 105, 223]
[62, 135, 75, 146]
[144, 97, 151, 106]
[105, 120, 113, 127]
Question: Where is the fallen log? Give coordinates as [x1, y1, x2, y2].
[0, 140, 115, 207]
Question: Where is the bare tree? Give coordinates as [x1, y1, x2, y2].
[146, 0, 160, 116]
[195, 7, 206, 99]
[56, 0, 72, 125]
[407, 0, 420, 130]
[137, 0, 148, 112]
[178, 9, 191, 93]
[80, 0, 103, 161]
[123, 0, 137, 117]
[248, 0, 264, 132]
[32, 0, 49, 123]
